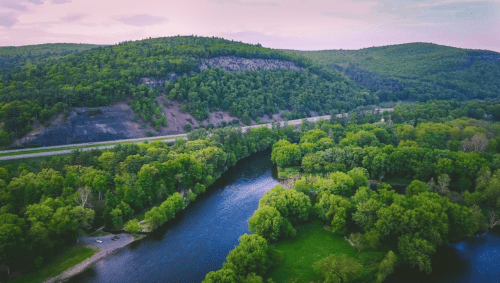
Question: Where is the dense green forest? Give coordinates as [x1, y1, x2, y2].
[0, 43, 98, 76]
[289, 43, 500, 102]
[2, 38, 500, 150]
[204, 117, 500, 283]
[0, 36, 364, 147]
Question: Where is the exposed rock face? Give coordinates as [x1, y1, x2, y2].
[199, 56, 304, 72]
[139, 56, 304, 87]
[14, 103, 147, 147]
[138, 73, 179, 87]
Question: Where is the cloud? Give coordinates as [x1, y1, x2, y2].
[52, 0, 71, 4]
[215, 0, 280, 7]
[25, 0, 45, 4]
[118, 14, 167, 26]
[0, 0, 29, 11]
[0, 12, 18, 28]
[61, 13, 84, 22]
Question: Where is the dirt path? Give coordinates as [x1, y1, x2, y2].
[43, 233, 135, 283]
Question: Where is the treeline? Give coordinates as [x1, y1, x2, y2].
[388, 99, 500, 123]
[0, 43, 98, 75]
[0, 124, 295, 275]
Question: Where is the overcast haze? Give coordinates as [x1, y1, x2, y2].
[0, 0, 499, 51]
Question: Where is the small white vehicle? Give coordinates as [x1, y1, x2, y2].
[96, 239, 103, 243]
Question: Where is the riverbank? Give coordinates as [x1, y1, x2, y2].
[42, 233, 135, 283]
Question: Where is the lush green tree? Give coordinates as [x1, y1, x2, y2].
[248, 205, 285, 241]
[376, 251, 398, 283]
[225, 234, 270, 277]
[406, 180, 430, 198]
[259, 185, 311, 223]
[313, 254, 362, 283]
[271, 142, 302, 169]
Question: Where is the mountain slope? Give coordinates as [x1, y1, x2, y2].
[287, 43, 500, 101]
[0, 36, 367, 147]
[0, 43, 99, 75]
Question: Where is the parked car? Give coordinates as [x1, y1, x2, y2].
[112, 235, 120, 240]
[96, 239, 102, 243]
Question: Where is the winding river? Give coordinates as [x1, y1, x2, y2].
[68, 151, 500, 283]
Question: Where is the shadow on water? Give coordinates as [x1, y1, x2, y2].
[388, 231, 500, 283]
[68, 150, 279, 283]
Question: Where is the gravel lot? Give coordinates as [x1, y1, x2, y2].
[43, 233, 135, 283]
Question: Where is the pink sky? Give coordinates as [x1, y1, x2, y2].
[0, 0, 499, 52]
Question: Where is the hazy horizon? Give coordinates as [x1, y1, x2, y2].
[0, 0, 499, 52]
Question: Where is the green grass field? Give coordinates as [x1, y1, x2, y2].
[269, 219, 357, 283]
[10, 245, 98, 283]
[269, 219, 387, 283]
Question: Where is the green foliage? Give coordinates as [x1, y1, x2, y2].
[203, 267, 240, 283]
[248, 205, 285, 242]
[259, 185, 311, 223]
[124, 219, 141, 233]
[313, 253, 362, 283]
[406, 180, 430, 198]
[291, 43, 500, 103]
[271, 141, 302, 169]
[224, 234, 271, 277]
[376, 251, 398, 283]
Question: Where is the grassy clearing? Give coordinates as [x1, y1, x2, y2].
[10, 245, 97, 283]
[269, 219, 387, 283]
[269, 219, 357, 283]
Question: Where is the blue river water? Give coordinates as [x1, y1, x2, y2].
[68, 151, 279, 283]
[68, 151, 500, 283]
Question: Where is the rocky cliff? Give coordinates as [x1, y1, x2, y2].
[199, 56, 304, 72]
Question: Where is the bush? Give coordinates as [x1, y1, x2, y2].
[184, 123, 193, 132]
[124, 219, 141, 233]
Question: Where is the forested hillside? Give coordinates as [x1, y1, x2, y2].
[0, 43, 99, 75]
[0, 36, 366, 147]
[289, 43, 500, 102]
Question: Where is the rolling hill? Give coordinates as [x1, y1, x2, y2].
[0, 36, 367, 147]
[0, 38, 499, 148]
[287, 43, 500, 102]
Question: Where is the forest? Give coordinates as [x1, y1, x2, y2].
[0, 36, 362, 147]
[203, 116, 500, 283]
[290, 43, 500, 102]
[2, 38, 499, 150]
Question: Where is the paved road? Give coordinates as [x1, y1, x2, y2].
[0, 109, 393, 161]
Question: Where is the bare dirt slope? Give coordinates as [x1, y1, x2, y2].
[160, 101, 200, 134]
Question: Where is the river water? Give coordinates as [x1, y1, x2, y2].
[68, 151, 500, 283]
